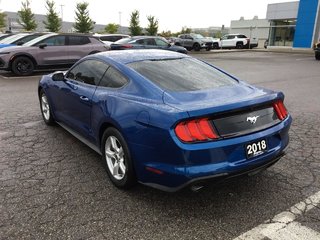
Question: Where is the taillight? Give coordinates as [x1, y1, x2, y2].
[122, 44, 133, 48]
[174, 118, 219, 143]
[273, 100, 288, 120]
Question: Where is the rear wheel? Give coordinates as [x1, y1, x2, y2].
[315, 52, 320, 60]
[101, 127, 136, 189]
[212, 43, 219, 49]
[11, 56, 34, 76]
[193, 43, 201, 51]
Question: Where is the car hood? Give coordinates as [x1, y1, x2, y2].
[163, 83, 281, 117]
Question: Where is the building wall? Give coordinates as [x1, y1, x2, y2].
[266, 1, 299, 20]
[230, 17, 270, 48]
[293, 0, 320, 48]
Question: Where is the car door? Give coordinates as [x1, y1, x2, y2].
[226, 35, 236, 47]
[35, 35, 71, 65]
[183, 34, 193, 48]
[53, 59, 109, 139]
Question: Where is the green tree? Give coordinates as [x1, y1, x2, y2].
[129, 10, 142, 36]
[0, 12, 6, 30]
[105, 23, 118, 34]
[73, 2, 94, 33]
[159, 30, 172, 38]
[18, 0, 37, 31]
[43, 0, 61, 32]
[180, 27, 192, 34]
[145, 15, 158, 36]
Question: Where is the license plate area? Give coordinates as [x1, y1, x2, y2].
[245, 139, 268, 159]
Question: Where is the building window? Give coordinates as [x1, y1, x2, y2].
[269, 19, 296, 47]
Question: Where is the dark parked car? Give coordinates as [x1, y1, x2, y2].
[110, 36, 187, 54]
[0, 32, 46, 49]
[38, 49, 291, 192]
[315, 42, 320, 60]
[0, 33, 108, 75]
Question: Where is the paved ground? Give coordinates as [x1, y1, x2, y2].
[0, 51, 319, 239]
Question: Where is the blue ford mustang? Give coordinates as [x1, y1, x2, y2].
[38, 50, 291, 192]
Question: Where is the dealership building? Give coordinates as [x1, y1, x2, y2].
[230, 0, 320, 49]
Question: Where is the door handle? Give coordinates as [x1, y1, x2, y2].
[80, 96, 89, 101]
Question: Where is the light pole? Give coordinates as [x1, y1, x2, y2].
[119, 11, 122, 33]
[60, 4, 64, 21]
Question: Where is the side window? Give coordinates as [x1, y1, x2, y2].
[66, 60, 109, 86]
[221, 36, 227, 40]
[136, 39, 144, 44]
[68, 36, 90, 45]
[38, 36, 66, 46]
[155, 38, 168, 46]
[227, 35, 235, 40]
[238, 35, 247, 38]
[145, 38, 156, 45]
[99, 67, 128, 88]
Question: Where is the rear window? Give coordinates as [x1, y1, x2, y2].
[128, 58, 237, 92]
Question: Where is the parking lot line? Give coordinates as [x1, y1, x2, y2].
[233, 190, 320, 240]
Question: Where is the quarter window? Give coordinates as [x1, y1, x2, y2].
[99, 67, 128, 88]
[66, 60, 109, 86]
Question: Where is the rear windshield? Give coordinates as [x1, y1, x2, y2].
[127, 58, 237, 92]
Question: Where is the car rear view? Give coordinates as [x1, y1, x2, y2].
[127, 56, 291, 191]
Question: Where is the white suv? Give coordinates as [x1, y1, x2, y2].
[220, 34, 250, 49]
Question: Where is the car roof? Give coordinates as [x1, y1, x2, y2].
[94, 49, 188, 65]
[130, 36, 164, 40]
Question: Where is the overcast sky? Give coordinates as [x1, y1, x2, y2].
[1, 0, 292, 32]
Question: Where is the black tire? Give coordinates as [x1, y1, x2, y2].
[206, 47, 211, 51]
[186, 47, 192, 51]
[212, 43, 219, 49]
[236, 42, 243, 49]
[101, 127, 136, 189]
[193, 43, 201, 51]
[39, 89, 55, 125]
[11, 56, 34, 76]
[315, 52, 320, 60]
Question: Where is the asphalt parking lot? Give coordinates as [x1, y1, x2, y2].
[0, 51, 319, 240]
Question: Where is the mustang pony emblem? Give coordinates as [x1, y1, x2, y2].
[246, 116, 260, 124]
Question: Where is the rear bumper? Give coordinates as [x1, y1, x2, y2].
[135, 115, 292, 192]
[143, 150, 285, 192]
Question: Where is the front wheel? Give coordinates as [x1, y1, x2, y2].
[39, 89, 55, 125]
[236, 42, 243, 49]
[11, 56, 34, 76]
[102, 128, 136, 189]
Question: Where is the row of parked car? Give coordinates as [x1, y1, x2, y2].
[0, 31, 259, 76]
[0, 32, 192, 76]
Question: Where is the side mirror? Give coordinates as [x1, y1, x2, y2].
[16, 41, 24, 46]
[52, 71, 65, 81]
[39, 43, 47, 49]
